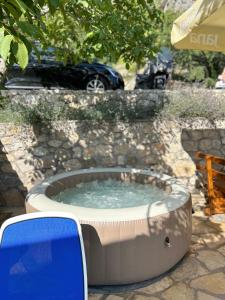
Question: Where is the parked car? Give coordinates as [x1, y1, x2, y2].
[135, 48, 173, 90]
[4, 50, 124, 92]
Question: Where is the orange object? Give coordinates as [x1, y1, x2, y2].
[195, 152, 225, 216]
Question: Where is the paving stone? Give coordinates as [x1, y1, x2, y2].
[200, 233, 225, 249]
[217, 245, 225, 256]
[136, 276, 173, 294]
[132, 296, 159, 300]
[197, 291, 221, 300]
[192, 235, 205, 245]
[197, 250, 225, 271]
[171, 256, 208, 281]
[106, 295, 124, 300]
[190, 273, 225, 295]
[190, 242, 207, 253]
[88, 294, 103, 300]
[192, 218, 218, 235]
[161, 283, 195, 300]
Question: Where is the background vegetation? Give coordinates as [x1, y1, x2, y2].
[160, 12, 225, 87]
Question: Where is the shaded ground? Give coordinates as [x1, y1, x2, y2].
[89, 194, 225, 300]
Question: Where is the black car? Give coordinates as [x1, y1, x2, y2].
[5, 51, 124, 92]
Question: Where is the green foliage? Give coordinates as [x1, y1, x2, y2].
[70, 101, 158, 121]
[1, 90, 225, 124]
[12, 100, 70, 125]
[0, 0, 65, 68]
[204, 78, 216, 89]
[157, 11, 225, 86]
[186, 66, 205, 82]
[0, 95, 9, 109]
[44, 0, 163, 66]
[173, 49, 225, 82]
[4, 97, 159, 125]
[160, 90, 225, 120]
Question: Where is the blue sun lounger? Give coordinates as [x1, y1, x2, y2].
[0, 212, 88, 300]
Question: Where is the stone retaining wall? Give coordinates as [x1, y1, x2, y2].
[1, 118, 225, 213]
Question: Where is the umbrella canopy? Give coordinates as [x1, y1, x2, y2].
[171, 0, 225, 52]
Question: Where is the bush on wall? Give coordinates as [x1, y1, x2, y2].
[1, 89, 225, 125]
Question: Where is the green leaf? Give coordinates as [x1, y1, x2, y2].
[17, 21, 38, 37]
[16, 42, 28, 69]
[48, 0, 60, 13]
[5, 3, 22, 19]
[0, 35, 13, 61]
[0, 28, 4, 41]
[49, 0, 60, 7]
[13, 0, 28, 13]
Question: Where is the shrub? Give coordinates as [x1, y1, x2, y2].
[204, 78, 216, 89]
[161, 89, 225, 120]
[186, 66, 205, 82]
[12, 100, 70, 125]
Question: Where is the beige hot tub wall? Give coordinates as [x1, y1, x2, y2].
[1, 117, 225, 215]
[82, 198, 192, 285]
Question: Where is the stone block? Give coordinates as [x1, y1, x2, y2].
[190, 273, 225, 295]
[182, 140, 198, 152]
[199, 139, 212, 151]
[1, 136, 13, 145]
[54, 149, 71, 161]
[161, 283, 195, 300]
[33, 146, 48, 157]
[42, 156, 55, 169]
[203, 130, 219, 139]
[197, 250, 225, 271]
[114, 144, 130, 155]
[62, 141, 73, 149]
[197, 292, 220, 300]
[136, 276, 173, 294]
[62, 159, 81, 171]
[170, 256, 208, 281]
[79, 139, 87, 148]
[48, 140, 63, 148]
[69, 132, 79, 144]
[16, 159, 35, 173]
[117, 155, 126, 166]
[72, 146, 82, 158]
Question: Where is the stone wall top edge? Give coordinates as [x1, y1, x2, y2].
[0, 88, 222, 96]
[1, 118, 225, 129]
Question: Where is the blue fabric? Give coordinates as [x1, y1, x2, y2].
[0, 217, 85, 300]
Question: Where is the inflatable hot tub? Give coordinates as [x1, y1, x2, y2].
[26, 168, 192, 286]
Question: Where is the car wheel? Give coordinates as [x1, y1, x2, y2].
[86, 76, 108, 92]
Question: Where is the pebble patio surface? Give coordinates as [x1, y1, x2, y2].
[88, 194, 225, 300]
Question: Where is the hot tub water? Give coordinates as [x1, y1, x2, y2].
[53, 179, 168, 209]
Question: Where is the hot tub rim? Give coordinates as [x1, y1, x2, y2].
[26, 167, 191, 222]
